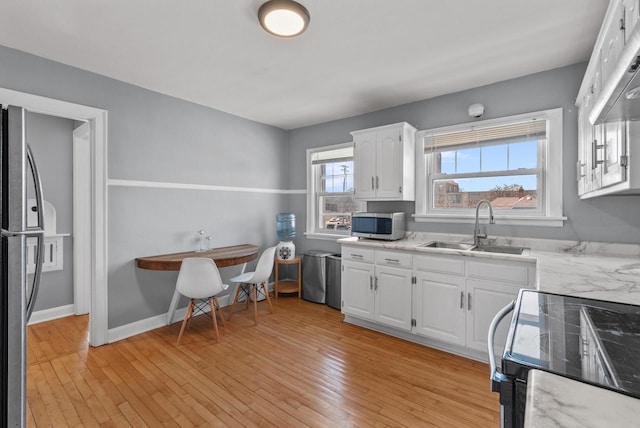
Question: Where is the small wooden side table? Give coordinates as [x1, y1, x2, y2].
[274, 256, 301, 298]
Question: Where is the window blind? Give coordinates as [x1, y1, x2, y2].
[424, 119, 547, 152]
[311, 147, 353, 165]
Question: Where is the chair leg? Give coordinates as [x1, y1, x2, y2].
[208, 298, 221, 343]
[262, 282, 273, 313]
[228, 284, 242, 321]
[252, 284, 258, 325]
[214, 296, 226, 327]
[176, 299, 194, 345]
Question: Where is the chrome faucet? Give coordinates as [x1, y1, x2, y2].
[474, 200, 495, 247]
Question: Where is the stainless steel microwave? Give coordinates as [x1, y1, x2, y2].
[351, 212, 405, 241]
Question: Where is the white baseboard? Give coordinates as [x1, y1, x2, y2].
[28, 304, 75, 325]
[106, 287, 272, 343]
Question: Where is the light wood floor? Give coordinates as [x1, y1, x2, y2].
[26, 298, 499, 427]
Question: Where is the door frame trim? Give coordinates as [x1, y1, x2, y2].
[72, 122, 91, 316]
[0, 87, 108, 346]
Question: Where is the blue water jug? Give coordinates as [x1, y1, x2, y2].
[276, 213, 296, 241]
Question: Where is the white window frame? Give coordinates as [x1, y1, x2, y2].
[305, 142, 365, 240]
[414, 108, 566, 227]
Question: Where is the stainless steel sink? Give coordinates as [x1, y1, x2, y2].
[418, 241, 475, 251]
[471, 245, 527, 255]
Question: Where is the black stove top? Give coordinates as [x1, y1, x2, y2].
[502, 290, 640, 398]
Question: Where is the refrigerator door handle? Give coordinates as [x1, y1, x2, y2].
[0, 229, 44, 237]
[25, 144, 45, 320]
[488, 300, 514, 392]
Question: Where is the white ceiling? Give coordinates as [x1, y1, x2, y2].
[0, 0, 608, 130]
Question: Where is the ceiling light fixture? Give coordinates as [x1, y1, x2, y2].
[258, 0, 310, 38]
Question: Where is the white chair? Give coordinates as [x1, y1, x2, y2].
[175, 258, 228, 345]
[228, 246, 276, 325]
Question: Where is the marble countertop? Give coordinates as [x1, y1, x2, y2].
[338, 232, 640, 305]
[525, 370, 640, 427]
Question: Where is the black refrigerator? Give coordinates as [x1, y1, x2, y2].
[1, 105, 45, 427]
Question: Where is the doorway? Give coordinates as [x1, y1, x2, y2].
[0, 87, 108, 346]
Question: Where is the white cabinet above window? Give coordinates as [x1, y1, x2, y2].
[351, 122, 416, 201]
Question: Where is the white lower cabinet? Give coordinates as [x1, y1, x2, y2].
[412, 253, 532, 355]
[374, 265, 412, 331]
[342, 247, 413, 331]
[342, 244, 536, 359]
[465, 279, 524, 354]
[342, 259, 375, 320]
[414, 271, 466, 346]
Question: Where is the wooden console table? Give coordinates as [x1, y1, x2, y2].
[136, 244, 259, 324]
[136, 244, 258, 271]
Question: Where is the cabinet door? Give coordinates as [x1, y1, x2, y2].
[585, 71, 605, 192]
[353, 133, 377, 199]
[375, 128, 404, 199]
[601, 121, 627, 187]
[601, 1, 625, 83]
[625, 0, 640, 41]
[577, 106, 589, 195]
[465, 279, 520, 354]
[374, 265, 412, 331]
[414, 271, 465, 346]
[341, 260, 375, 320]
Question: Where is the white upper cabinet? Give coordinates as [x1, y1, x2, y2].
[624, 0, 640, 42]
[600, 0, 625, 84]
[352, 132, 377, 200]
[351, 122, 416, 201]
[601, 121, 627, 188]
[576, 0, 640, 198]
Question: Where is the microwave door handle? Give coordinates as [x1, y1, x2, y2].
[25, 144, 45, 320]
[488, 300, 515, 392]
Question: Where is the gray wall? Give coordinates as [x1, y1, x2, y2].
[0, 45, 289, 329]
[27, 112, 75, 311]
[288, 63, 640, 255]
[5, 43, 640, 330]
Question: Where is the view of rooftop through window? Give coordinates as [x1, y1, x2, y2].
[430, 136, 541, 211]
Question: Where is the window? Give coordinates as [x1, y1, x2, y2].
[414, 109, 565, 226]
[306, 143, 365, 238]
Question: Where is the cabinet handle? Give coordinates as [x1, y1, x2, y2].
[592, 139, 604, 169]
[620, 17, 625, 31]
[385, 258, 399, 263]
[371, 176, 375, 190]
[577, 161, 585, 180]
[468, 293, 472, 311]
[351, 253, 363, 258]
[374, 276, 378, 291]
[369, 275, 373, 291]
[460, 292, 464, 309]
[375, 176, 379, 189]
